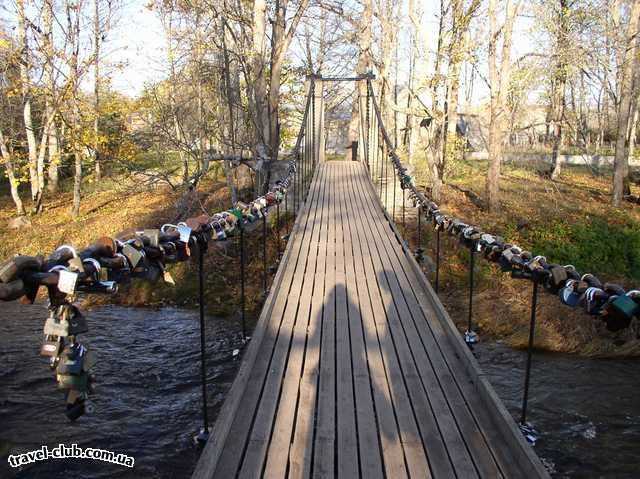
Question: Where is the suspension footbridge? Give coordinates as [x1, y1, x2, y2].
[191, 77, 549, 479]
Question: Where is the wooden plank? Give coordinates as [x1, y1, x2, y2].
[212, 165, 326, 478]
[356, 162, 547, 478]
[338, 163, 385, 479]
[192, 164, 325, 479]
[287, 163, 331, 479]
[334, 163, 359, 478]
[353, 162, 501, 477]
[351, 163, 485, 478]
[238, 165, 329, 478]
[344, 162, 432, 478]
[261, 163, 330, 478]
[342, 163, 409, 478]
[312, 164, 337, 478]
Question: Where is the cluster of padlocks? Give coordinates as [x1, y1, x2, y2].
[387, 152, 640, 333]
[0, 160, 296, 420]
[624, 194, 640, 205]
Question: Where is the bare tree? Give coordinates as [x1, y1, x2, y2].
[486, 0, 521, 211]
[264, 0, 311, 190]
[548, 0, 572, 179]
[44, 0, 60, 194]
[16, 0, 39, 202]
[613, 0, 640, 206]
[0, 129, 25, 216]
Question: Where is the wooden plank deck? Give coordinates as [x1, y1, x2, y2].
[192, 161, 549, 479]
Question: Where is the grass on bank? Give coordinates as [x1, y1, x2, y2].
[404, 159, 640, 357]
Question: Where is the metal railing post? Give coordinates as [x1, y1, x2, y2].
[465, 248, 479, 347]
[262, 214, 267, 296]
[415, 205, 424, 263]
[519, 280, 541, 445]
[366, 84, 371, 170]
[521, 281, 539, 425]
[194, 238, 209, 445]
[435, 229, 441, 293]
[276, 202, 281, 257]
[240, 222, 247, 341]
[402, 189, 406, 231]
[392, 163, 397, 221]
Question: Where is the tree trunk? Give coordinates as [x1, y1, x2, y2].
[44, 0, 59, 193]
[221, 16, 238, 203]
[17, 0, 40, 202]
[0, 129, 26, 216]
[47, 122, 59, 193]
[263, 0, 309, 192]
[251, 0, 269, 149]
[486, 0, 519, 211]
[628, 108, 638, 164]
[94, 0, 102, 180]
[550, 0, 569, 180]
[613, 0, 640, 206]
[425, 0, 447, 202]
[69, 0, 83, 218]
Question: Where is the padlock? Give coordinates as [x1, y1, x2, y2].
[559, 279, 581, 307]
[564, 264, 581, 281]
[212, 221, 227, 240]
[604, 283, 626, 297]
[0, 255, 43, 283]
[581, 287, 608, 315]
[65, 396, 87, 421]
[499, 247, 519, 271]
[610, 292, 640, 318]
[66, 305, 89, 336]
[162, 242, 178, 263]
[57, 370, 89, 391]
[81, 237, 117, 259]
[0, 257, 18, 283]
[603, 293, 637, 332]
[529, 262, 550, 284]
[44, 311, 70, 337]
[40, 335, 63, 357]
[177, 223, 192, 243]
[121, 243, 143, 269]
[0, 279, 26, 301]
[49, 245, 77, 266]
[81, 258, 102, 282]
[57, 344, 86, 375]
[142, 230, 160, 248]
[67, 256, 85, 273]
[545, 264, 568, 293]
[581, 273, 603, 289]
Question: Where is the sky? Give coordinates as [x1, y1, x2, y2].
[101, 1, 165, 94]
[1, 0, 539, 104]
[101, 0, 537, 100]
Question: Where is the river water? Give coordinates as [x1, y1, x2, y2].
[0, 303, 638, 478]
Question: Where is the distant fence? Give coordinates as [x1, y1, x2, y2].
[465, 151, 640, 168]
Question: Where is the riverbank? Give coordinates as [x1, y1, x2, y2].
[408, 159, 640, 357]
